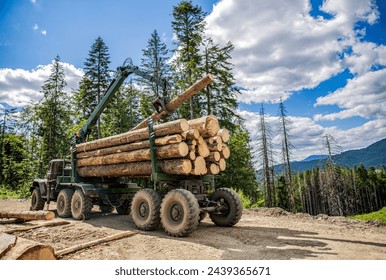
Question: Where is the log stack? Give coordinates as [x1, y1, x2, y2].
[75, 115, 230, 178]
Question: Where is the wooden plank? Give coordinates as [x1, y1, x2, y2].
[55, 230, 138, 257]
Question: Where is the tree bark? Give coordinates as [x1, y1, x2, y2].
[77, 119, 189, 152]
[77, 142, 189, 167]
[78, 159, 192, 177]
[77, 134, 183, 159]
[0, 211, 55, 221]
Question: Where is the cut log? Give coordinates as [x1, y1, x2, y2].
[207, 163, 220, 175]
[186, 139, 197, 146]
[186, 151, 196, 161]
[217, 128, 230, 143]
[181, 129, 200, 140]
[77, 134, 183, 159]
[188, 115, 220, 137]
[77, 119, 189, 153]
[77, 142, 189, 167]
[0, 233, 56, 260]
[132, 74, 214, 130]
[5, 221, 71, 234]
[212, 136, 223, 145]
[78, 159, 192, 177]
[220, 144, 231, 159]
[191, 156, 207, 175]
[206, 137, 214, 144]
[206, 151, 221, 162]
[208, 143, 222, 152]
[55, 230, 137, 258]
[196, 141, 210, 158]
[0, 210, 54, 221]
[218, 158, 226, 171]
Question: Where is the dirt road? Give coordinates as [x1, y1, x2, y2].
[1, 199, 385, 260]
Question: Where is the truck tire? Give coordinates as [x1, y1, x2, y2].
[131, 189, 160, 231]
[71, 189, 93, 220]
[209, 188, 242, 227]
[57, 189, 74, 218]
[116, 199, 131, 215]
[160, 189, 200, 237]
[30, 188, 45, 211]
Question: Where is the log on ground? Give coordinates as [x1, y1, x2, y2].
[0, 233, 56, 260]
[0, 210, 55, 221]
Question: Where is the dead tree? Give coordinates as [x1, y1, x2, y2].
[278, 99, 295, 212]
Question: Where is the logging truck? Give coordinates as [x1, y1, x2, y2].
[30, 60, 242, 237]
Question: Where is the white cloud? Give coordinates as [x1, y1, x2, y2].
[32, 24, 38, 31]
[41, 29, 47, 36]
[315, 68, 386, 120]
[205, 0, 380, 103]
[238, 109, 386, 165]
[0, 62, 83, 107]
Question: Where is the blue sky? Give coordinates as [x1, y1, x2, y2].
[1, 0, 385, 162]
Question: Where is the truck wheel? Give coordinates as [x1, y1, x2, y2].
[131, 189, 160, 231]
[30, 188, 45, 211]
[99, 204, 114, 214]
[209, 188, 242, 227]
[116, 199, 131, 215]
[57, 189, 74, 218]
[71, 189, 93, 220]
[160, 189, 199, 237]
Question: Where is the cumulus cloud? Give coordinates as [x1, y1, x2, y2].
[205, 0, 380, 103]
[315, 68, 386, 120]
[238, 109, 385, 165]
[0, 62, 83, 107]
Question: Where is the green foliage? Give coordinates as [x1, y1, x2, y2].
[172, 0, 206, 119]
[216, 126, 259, 200]
[237, 189, 264, 209]
[37, 56, 72, 169]
[350, 207, 386, 223]
[74, 36, 111, 139]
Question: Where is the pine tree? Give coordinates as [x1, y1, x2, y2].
[75, 36, 111, 139]
[37, 55, 71, 169]
[171, 0, 205, 119]
[140, 30, 171, 119]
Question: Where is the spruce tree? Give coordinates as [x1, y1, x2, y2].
[102, 81, 141, 135]
[201, 39, 239, 130]
[171, 0, 205, 119]
[37, 55, 71, 169]
[140, 30, 171, 119]
[75, 36, 111, 139]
